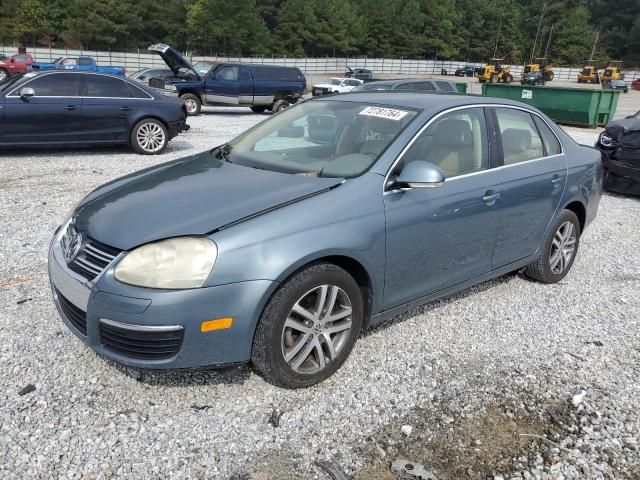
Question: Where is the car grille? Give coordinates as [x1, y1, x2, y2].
[55, 288, 87, 336]
[100, 321, 184, 360]
[67, 238, 121, 282]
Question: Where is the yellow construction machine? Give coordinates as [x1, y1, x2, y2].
[577, 63, 599, 83]
[601, 61, 624, 82]
[477, 58, 513, 83]
[523, 58, 555, 81]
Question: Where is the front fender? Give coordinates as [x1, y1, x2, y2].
[206, 173, 387, 313]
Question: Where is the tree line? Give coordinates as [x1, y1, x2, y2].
[1, 0, 639, 66]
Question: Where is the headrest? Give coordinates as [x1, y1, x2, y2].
[367, 117, 402, 134]
[502, 128, 532, 152]
[433, 119, 472, 146]
[360, 140, 388, 156]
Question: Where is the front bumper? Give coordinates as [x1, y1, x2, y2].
[597, 148, 640, 195]
[48, 236, 276, 369]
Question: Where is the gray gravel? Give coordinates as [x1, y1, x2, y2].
[1, 107, 639, 480]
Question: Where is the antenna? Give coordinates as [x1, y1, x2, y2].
[530, 2, 546, 64]
[543, 24, 554, 58]
[590, 28, 600, 61]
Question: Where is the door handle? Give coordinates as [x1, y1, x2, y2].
[64, 105, 76, 110]
[482, 192, 501, 203]
[551, 175, 564, 184]
[119, 106, 130, 111]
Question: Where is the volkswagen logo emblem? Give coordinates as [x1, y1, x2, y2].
[61, 223, 83, 264]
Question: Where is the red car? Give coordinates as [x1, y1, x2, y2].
[0, 53, 34, 81]
[632, 79, 640, 91]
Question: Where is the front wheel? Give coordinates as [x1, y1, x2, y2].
[0, 68, 7, 82]
[131, 118, 168, 155]
[503, 73, 513, 84]
[251, 263, 364, 388]
[490, 74, 498, 83]
[524, 210, 580, 283]
[181, 93, 201, 116]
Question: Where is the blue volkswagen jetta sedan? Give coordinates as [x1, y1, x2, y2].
[49, 93, 602, 388]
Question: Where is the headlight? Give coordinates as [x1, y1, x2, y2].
[599, 133, 614, 148]
[114, 237, 217, 289]
[164, 84, 177, 91]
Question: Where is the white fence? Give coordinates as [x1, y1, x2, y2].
[2, 46, 639, 81]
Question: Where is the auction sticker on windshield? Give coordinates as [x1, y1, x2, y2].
[359, 106, 409, 121]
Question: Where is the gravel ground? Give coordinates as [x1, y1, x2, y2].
[1, 107, 639, 480]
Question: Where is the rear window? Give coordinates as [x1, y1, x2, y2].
[409, 81, 436, 91]
[252, 65, 304, 81]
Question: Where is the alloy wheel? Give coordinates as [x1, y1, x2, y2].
[0, 70, 7, 81]
[281, 285, 353, 374]
[184, 99, 197, 114]
[136, 122, 166, 153]
[549, 221, 577, 275]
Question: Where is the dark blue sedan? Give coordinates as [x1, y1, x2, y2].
[0, 71, 188, 154]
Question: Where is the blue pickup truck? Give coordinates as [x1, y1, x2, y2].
[148, 44, 306, 115]
[30, 56, 126, 76]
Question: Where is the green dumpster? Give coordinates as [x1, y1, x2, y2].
[455, 82, 467, 94]
[481, 84, 620, 127]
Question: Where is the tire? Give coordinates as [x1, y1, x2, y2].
[181, 93, 201, 116]
[251, 263, 364, 388]
[503, 73, 513, 84]
[250, 105, 267, 113]
[130, 118, 169, 155]
[524, 209, 581, 284]
[490, 74, 498, 83]
[0, 68, 7, 82]
[272, 99, 290, 113]
[577, 79, 582, 83]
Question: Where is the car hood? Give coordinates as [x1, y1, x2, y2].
[605, 117, 640, 144]
[313, 83, 339, 89]
[148, 43, 200, 80]
[74, 150, 343, 250]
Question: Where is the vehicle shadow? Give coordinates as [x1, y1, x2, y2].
[362, 270, 521, 338]
[0, 141, 196, 157]
[108, 360, 253, 387]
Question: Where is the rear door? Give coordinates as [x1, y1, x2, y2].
[204, 64, 240, 105]
[490, 107, 567, 268]
[1, 73, 83, 144]
[81, 74, 133, 142]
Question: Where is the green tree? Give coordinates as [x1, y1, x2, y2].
[274, 0, 318, 56]
[552, 5, 594, 64]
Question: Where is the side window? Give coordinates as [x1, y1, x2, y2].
[495, 108, 544, 165]
[61, 58, 77, 66]
[15, 55, 29, 62]
[78, 57, 93, 66]
[435, 81, 455, 92]
[84, 75, 130, 97]
[214, 65, 239, 81]
[126, 82, 151, 99]
[239, 65, 251, 81]
[15, 74, 80, 96]
[411, 81, 436, 91]
[533, 116, 561, 155]
[402, 108, 489, 178]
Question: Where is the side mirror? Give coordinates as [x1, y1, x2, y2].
[10, 58, 15, 63]
[19, 87, 35, 99]
[396, 161, 445, 188]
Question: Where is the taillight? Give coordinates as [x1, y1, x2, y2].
[181, 103, 187, 115]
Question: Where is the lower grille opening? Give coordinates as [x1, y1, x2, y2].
[99, 321, 183, 360]
[56, 289, 87, 336]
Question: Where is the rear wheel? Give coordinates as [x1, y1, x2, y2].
[272, 99, 290, 113]
[181, 93, 201, 116]
[490, 74, 498, 83]
[131, 118, 168, 155]
[250, 105, 267, 113]
[251, 263, 363, 388]
[0, 69, 7, 81]
[503, 73, 513, 84]
[524, 210, 580, 284]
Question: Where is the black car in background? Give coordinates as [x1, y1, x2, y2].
[454, 66, 476, 77]
[521, 71, 546, 86]
[345, 67, 373, 80]
[353, 78, 459, 93]
[596, 111, 640, 195]
[0, 71, 188, 154]
[129, 67, 174, 84]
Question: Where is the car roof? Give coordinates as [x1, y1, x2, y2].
[315, 91, 536, 113]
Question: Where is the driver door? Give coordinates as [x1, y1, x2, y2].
[205, 64, 240, 105]
[383, 107, 503, 308]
